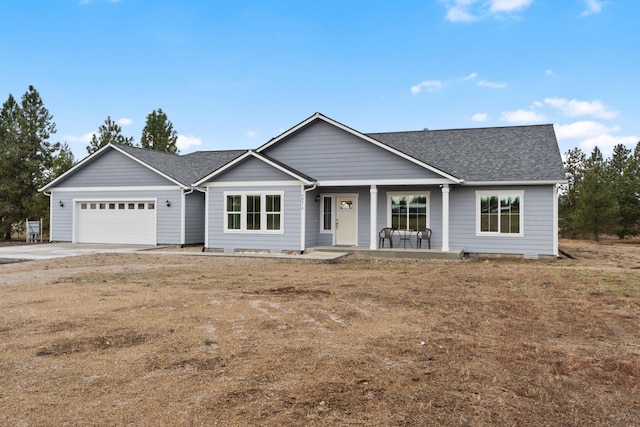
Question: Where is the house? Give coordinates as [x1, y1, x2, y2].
[41, 113, 567, 258]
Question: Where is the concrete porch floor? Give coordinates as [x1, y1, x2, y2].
[306, 246, 465, 260]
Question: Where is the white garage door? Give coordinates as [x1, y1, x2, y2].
[76, 201, 157, 245]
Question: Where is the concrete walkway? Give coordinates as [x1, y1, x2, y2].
[0, 243, 349, 261]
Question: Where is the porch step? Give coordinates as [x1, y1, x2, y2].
[307, 247, 464, 260]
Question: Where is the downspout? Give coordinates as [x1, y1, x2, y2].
[301, 184, 318, 253]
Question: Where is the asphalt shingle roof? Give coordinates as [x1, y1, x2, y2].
[114, 144, 246, 186]
[367, 124, 566, 182]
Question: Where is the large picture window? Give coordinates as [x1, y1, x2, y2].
[224, 192, 283, 233]
[388, 193, 429, 231]
[477, 191, 523, 235]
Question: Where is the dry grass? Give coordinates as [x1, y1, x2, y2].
[1, 239, 639, 426]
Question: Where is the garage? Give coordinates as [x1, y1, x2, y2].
[75, 200, 157, 245]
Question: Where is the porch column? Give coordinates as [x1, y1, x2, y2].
[441, 184, 450, 252]
[370, 185, 378, 250]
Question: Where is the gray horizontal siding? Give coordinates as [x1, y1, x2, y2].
[214, 157, 297, 182]
[185, 191, 205, 244]
[50, 189, 183, 244]
[207, 185, 303, 253]
[449, 185, 556, 257]
[265, 121, 442, 181]
[56, 149, 175, 188]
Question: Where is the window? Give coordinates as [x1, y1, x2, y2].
[138, 203, 145, 210]
[118, 203, 125, 210]
[108, 203, 116, 210]
[321, 196, 333, 232]
[148, 203, 155, 210]
[99, 203, 106, 209]
[389, 194, 428, 231]
[80, 203, 87, 209]
[265, 195, 281, 231]
[477, 191, 523, 235]
[90, 203, 96, 209]
[128, 203, 135, 209]
[224, 192, 283, 233]
[226, 195, 241, 230]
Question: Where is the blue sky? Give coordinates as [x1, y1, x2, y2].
[2, 0, 637, 161]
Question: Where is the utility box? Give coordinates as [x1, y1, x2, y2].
[26, 219, 42, 243]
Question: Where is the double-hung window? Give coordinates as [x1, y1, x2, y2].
[224, 192, 283, 233]
[476, 191, 523, 236]
[388, 193, 429, 231]
[320, 196, 333, 233]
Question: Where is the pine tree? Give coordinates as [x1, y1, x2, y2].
[0, 86, 58, 239]
[573, 147, 618, 240]
[607, 144, 635, 238]
[559, 148, 586, 237]
[87, 116, 135, 154]
[140, 108, 178, 153]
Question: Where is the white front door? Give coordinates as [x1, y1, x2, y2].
[335, 196, 357, 246]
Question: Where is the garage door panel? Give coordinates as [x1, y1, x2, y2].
[76, 201, 156, 245]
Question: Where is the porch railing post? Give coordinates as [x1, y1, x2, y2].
[441, 184, 450, 252]
[370, 185, 378, 250]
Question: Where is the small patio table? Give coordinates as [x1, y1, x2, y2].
[394, 229, 415, 249]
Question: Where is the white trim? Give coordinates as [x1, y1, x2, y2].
[386, 191, 431, 230]
[204, 180, 303, 188]
[318, 178, 455, 187]
[73, 197, 158, 202]
[40, 143, 188, 192]
[109, 145, 187, 188]
[50, 185, 181, 192]
[255, 112, 462, 183]
[441, 184, 450, 252]
[465, 180, 566, 186]
[475, 190, 525, 237]
[369, 185, 378, 250]
[223, 190, 285, 234]
[194, 150, 313, 186]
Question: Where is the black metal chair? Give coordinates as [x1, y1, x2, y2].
[416, 228, 432, 249]
[378, 227, 394, 248]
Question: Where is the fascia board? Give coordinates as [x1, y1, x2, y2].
[110, 144, 188, 189]
[194, 151, 314, 186]
[256, 112, 462, 184]
[39, 143, 112, 192]
[463, 180, 568, 186]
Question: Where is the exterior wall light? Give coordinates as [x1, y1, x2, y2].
[59, 200, 64, 208]
[166, 200, 171, 207]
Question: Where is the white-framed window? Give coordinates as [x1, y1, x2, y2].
[320, 195, 334, 233]
[224, 191, 284, 233]
[387, 192, 430, 231]
[476, 190, 524, 236]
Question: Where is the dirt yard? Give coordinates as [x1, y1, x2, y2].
[1, 239, 639, 426]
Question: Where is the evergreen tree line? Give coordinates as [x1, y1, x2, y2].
[0, 85, 179, 239]
[560, 142, 640, 241]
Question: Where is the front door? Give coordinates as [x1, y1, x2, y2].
[335, 196, 357, 246]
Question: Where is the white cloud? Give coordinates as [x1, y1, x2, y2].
[176, 135, 202, 151]
[64, 132, 96, 143]
[544, 97, 618, 119]
[580, 0, 605, 17]
[580, 134, 639, 153]
[117, 118, 132, 126]
[501, 109, 546, 123]
[245, 130, 257, 138]
[478, 80, 507, 89]
[545, 69, 553, 76]
[489, 0, 533, 13]
[554, 121, 618, 140]
[462, 72, 478, 81]
[471, 113, 488, 122]
[554, 121, 638, 157]
[441, 0, 533, 22]
[411, 80, 443, 94]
